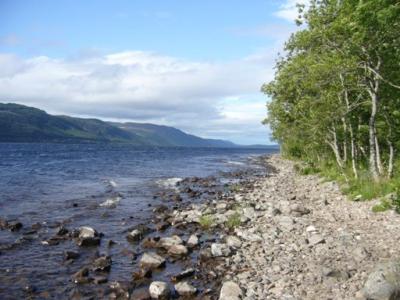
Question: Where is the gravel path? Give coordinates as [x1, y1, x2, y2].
[221, 155, 400, 299]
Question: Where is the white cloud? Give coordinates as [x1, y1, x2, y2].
[0, 50, 274, 144]
[275, 0, 310, 23]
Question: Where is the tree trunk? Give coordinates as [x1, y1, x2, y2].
[326, 126, 347, 182]
[366, 63, 380, 181]
[375, 134, 384, 176]
[341, 117, 348, 162]
[349, 124, 358, 179]
[387, 139, 394, 178]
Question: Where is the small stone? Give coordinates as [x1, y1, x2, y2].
[168, 244, 188, 257]
[174, 281, 197, 296]
[219, 281, 242, 300]
[64, 251, 80, 260]
[211, 243, 231, 257]
[187, 234, 199, 248]
[171, 268, 195, 282]
[140, 252, 166, 269]
[149, 281, 170, 299]
[93, 276, 108, 284]
[56, 226, 69, 236]
[308, 234, 325, 246]
[226, 236, 242, 249]
[77, 226, 100, 247]
[92, 256, 112, 272]
[159, 235, 183, 249]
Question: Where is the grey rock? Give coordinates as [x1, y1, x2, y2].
[139, 252, 166, 269]
[149, 281, 170, 299]
[219, 281, 243, 300]
[226, 236, 242, 249]
[211, 243, 232, 257]
[363, 261, 400, 300]
[159, 235, 182, 250]
[174, 281, 197, 296]
[167, 244, 188, 257]
[187, 234, 199, 248]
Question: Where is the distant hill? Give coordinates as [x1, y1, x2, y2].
[0, 103, 244, 147]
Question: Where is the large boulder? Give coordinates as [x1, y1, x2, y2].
[363, 261, 400, 300]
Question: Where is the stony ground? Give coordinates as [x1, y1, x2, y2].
[216, 155, 400, 299]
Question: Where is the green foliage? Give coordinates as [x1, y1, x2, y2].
[229, 184, 242, 193]
[372, 199, 392, 213]
[199, 215, 214, 230]
[263, 0, 400, 183]
[225, 212, 241, 230]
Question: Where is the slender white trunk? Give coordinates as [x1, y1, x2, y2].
[375, 134, 384, 175]
[387, 139, 394, 178]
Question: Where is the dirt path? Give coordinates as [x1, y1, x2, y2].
[223, 155, 400, 299]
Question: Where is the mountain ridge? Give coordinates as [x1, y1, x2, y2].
[0, 103, 271, 148]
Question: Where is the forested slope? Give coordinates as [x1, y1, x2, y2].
[263, 0, 400, 203]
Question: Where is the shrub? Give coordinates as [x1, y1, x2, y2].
[199, 215, 214, 230]
[225, 212, 241, 230]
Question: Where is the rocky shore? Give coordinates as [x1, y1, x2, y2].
[1, 154, 400, 299]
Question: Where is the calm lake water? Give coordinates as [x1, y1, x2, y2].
[0, 143, 278, 298]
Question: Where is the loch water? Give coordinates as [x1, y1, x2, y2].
[0, 143, 278, 298]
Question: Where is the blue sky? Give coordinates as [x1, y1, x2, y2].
[0, 0, 307, 144]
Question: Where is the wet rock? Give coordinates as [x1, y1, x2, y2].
[23, 284, 37, 293]
[149, 281, 170, 299]
[76, 226, 100, 247]
[72, 267, 91, 284]
[64, 250, 80, 260]
[211, 243, 232, 257]
[130, 287, 152, 300]
[108, 239, 116, 247]
[199, 248, 213, 262]
[139, 252, 166, 269]
[142, 236, 161, 248]
[159, 235, 183, 250]
[8, 220, 23, 232]
[0, 218, 8, 230]
[174, 281, 197, 296]
[109, 281, 131, 299]
[363, 261, 400, 300]
[56, 226, 69, 236]
[155, 222, 169, 231]
[171, 268, 195, 282]
[92, 256, 112, 272]
[168, 244, 188, 257]
[219, 281, 242, 300]
[132, 267, 152, 281]
[93, 275, 108, 284]
[187, 234, 199, 248]
[127, 225, 151, 242]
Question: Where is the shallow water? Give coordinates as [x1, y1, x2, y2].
[0, 143, 278, 298]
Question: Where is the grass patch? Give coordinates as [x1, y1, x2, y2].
[372, 199, 393, 212]
[199, 215, 214, 230]
[294, 162, 320, 175]
[225, 212, 241, 230]
[229, 184, 242, 193]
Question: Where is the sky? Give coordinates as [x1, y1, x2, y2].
[0, 0, 308, 145]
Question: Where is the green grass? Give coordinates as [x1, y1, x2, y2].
[225, 212, 241, 230]
[372, 199, 392, 212]
[199, 215, 214, 230]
